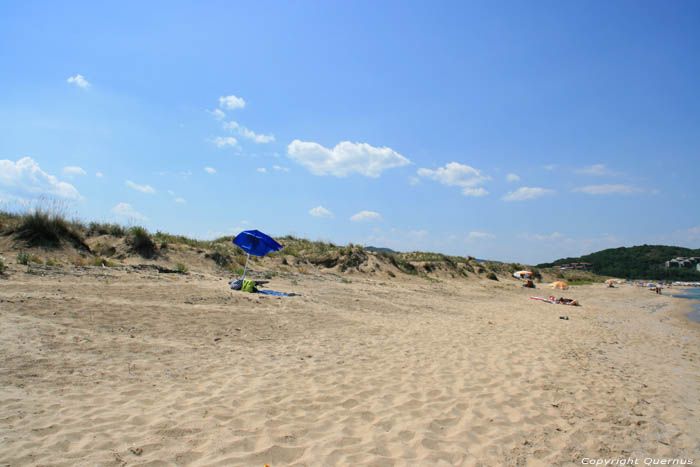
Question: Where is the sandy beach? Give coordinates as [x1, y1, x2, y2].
[1, 264, 698, 466]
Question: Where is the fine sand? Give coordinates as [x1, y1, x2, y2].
[1, 266, 698, 466]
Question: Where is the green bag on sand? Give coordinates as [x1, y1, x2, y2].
[241, 279, 256, 293]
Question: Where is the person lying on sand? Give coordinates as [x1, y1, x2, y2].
[553, 296, 579, 306]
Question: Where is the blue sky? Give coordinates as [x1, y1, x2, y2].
[1, 1, 699, 264]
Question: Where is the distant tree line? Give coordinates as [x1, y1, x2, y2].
[537, 245, 700, 281]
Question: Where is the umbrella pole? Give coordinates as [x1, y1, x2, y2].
[242, 253, 250, 280]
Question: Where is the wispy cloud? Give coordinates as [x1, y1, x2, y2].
[543, 164, 556, 171]
[576, 164, 612, 175]
[62, 166, 86, 177]
[224, 121, 275, 143]
[572, 184, 642, 195]
[218, 95, 245, 110]
[288, 140, 411, 178]
[112, 202, 147, 220]
[0, 157, 81, 200]
[417, 162, 490, 196]
[204, 167, 216, 174]
[257, 168, 267, 173]
[506, 173, 520, 183]
[502, 187, 554, 201]
[125, 180, 156, 193]
[213, 136, 238, 148]
[467, 231, 495, 240]
[207, 108, 226, 120]
[272, 165, 289, 172]
[67, 74, 90, 88]
[350, 210, 382, 222]
[309, 206, 333, 218]
[175, 198, 186, 203]
[96, 171, 104, 178]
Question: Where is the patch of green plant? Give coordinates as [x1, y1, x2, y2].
[45, 258, 62, 267]
[291, 279, 298, 286]
[16, 252, 30, 265]
[176, 263, 188, 273]
[387, 270, 395, 278]
[0, 258, 7, 274]
[91, 256, 116, 267]
[388, 256, 417, 275]
[264, 271, 277, 279]
[341, 278, 352, 284]
[486, 272, 498, 281]
[567, 279, 594, 286]
[422, 274, 440, 282]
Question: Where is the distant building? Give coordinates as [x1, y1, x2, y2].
[665, 257, 700, 269]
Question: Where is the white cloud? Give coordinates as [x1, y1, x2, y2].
[111, 202, 147, 220]
[125, 180, 156, 193]
[175, 198, 186, 203]
[502, 186, 554, 201]
[467, 231, 495, 240]
[257, 168, 267, 173]
[218, 95, 246, 110]
[572, 184, 642, 195]
[224, 121, 275, 143]
[0, 157, 81, 200]
[167, 189, 176, 196]
[207, 109, 226, 120]
[287, 140, 411, 178]
[272, 165, 289, 172]
[506, 173, 520, 183]
[350, 210, 382, 222]
[543, 164, 556, 171]
[204, 167, 216, 174]
[67, 74, 90, 88]
[96, 171, 104, 178]
[213, 136, 238, 148]
[576, 164, 610, 175]
[417, 162, 490, 196]
[309, 206, 333, 218]
[62, 166, 86, 177]
[409, 176, 420, 186]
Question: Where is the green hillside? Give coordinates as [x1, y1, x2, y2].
[537, 245, 700, 281]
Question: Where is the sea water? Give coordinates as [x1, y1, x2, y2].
[669, 287, 700, 323]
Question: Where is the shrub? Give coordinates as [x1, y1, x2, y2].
[12, 209, 87, 249]
[0, 258, 6, 274]
[486, 272, 498, 281]
[176, 263, 188, 273]
[128, 226, 156, 258]
[87, 222, 127, 238]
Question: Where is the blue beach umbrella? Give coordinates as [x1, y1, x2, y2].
[232, 229, 283, 279]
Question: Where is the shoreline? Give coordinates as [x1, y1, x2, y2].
[666, 286, 700, 324]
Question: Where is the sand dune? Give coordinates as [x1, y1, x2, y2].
[1, 265, 698, 466]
